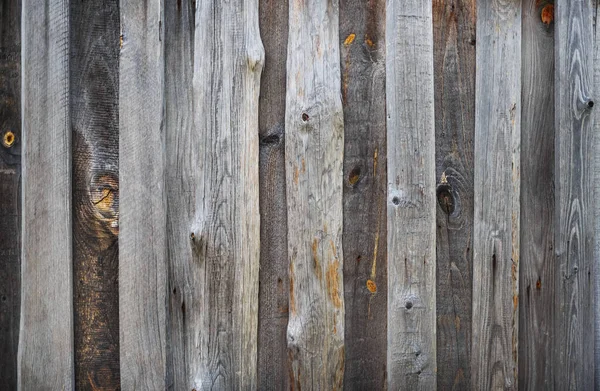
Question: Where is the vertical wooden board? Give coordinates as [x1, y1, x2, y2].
[18, 0, 73, 388]
[339, 0, 387, 389]
[0, 0, 20, 388]
[594, 1, 600, 387]
[165, 0, 264, 388]
[71, 0, 120, 389]
[554, 0, 595, 389]
[471, 0, 521, 389]
[432, 1, 476, 389]
[164, 0, 194, 388]
[519, 1, 555, 389]
[285, 0, 345, 389]
[119, 0, 166, 388]
[257, 0, 290, 389]
[386, 1, 436, 389]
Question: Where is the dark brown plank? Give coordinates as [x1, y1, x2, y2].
[339, 1, 387, 389]
[554, 0, 595, 389]
[0, 0, 21, 388]
[432, 1, 475, 389]
[70, 0, 120, 389]
[257, 0, 290, 389]
[519, 1, 555, 389]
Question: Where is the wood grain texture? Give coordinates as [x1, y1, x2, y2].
[386, 1, 436, 389]
[339, 0, 387, 389]
[432, 1, 476, 389]
[285, 0, 345, 389]
[594, 1, 600, 387]
[471, 0, 521, 389]
[71, 0, 120, 389]
[519, 1, 555, 389]
[119, 0, 166, 388]
[165, 0, 264, 388]
[257, 0, 290, 389]
[554, 0, 595, 389]
[18, 0, 73, 388]
[0, 0, 21, 388]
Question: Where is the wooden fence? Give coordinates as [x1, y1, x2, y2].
[0, 0, 599, 389]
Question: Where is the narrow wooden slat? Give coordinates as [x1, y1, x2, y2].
[554, 0, 595, 389]
[285, 0, 345, 389]
[164, 0, 194, 388]
[18, 0, 73, 388]
[339, 0, 387, 389]
[594, 2, 600, 387]
[386, 1, 436, 389]
[519, 1, 555, 388]
[165, 0, 264, 388]
[119, 0, 166, 388]
[471, 0, 521, 389]
[257, 0, 290, 388]
[432, 1, 476, 389]
[71, 0, 120, 388]
[0, 0, 21, 388]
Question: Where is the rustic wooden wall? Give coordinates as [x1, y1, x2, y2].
[3, 0, 600, 390]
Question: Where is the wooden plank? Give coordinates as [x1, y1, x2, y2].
[0, 0, 21, 388]
[386, 1, 436, 389]
[165, 0, 264, 388]
[471, 0, 521, 389]
[18, 0, 73, 388]
[71, 0, 120, 389]
[554, 0, 595, 389]
[519, 1, 555, 389]
[432, 1, 476, 389]
[257, 0, 290, 389]
[118, 0, 166, 388]
[594, 2, 600, 387]
[285, 0, 345, 389]
[339, 0, 387, 389]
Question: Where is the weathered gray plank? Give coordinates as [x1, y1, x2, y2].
[18, 0, 73, 388]
[471, 0, 521, 389]
[71, 0, 120, 389]
[0, 0, 21, 388]
[165, 0, 264, 388]
[594, 1, 600, 387]
[519, 1, 555, 389]
[339, 0, 387, 389]
[432, 1, 475, 389]
[119, 0, 167, 388]
[257, 0, 290, 389]
[386, 1, 436, 389]
[285, 0, 345, 389]
[554, 0, 595, 389]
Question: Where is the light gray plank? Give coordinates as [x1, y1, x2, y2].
[118, 0, 167, 388]
[385, 1, 436, 389]
[594, 1, 600, 387]
[519, 1, 555, 389]
[285, 0, 345, 389]
[471, 0, 521, 389]
[165, 0, 264, 388]
[554, 0, 595, 389]
[432, 1, 476, 388]
[18, 0, 73, 388]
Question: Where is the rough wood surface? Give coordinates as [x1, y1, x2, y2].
[257, 0, 290, 389]
[432, 1, 475, 389]
[119, 0, 167, 388]
[18, 0, 74, 388]
[339, 0, 387, 389]
[594, 2, 600, 387]
[285, 0, 345, 389]
[519, 1, 555, 389]
[554, 0, 595, 389]
[386, 1, 436, 389]
[71, 0, 120, 389]
[165, 0, 264, 389]
[471, 0, 521, 389]
[0, 0, 21, 388]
